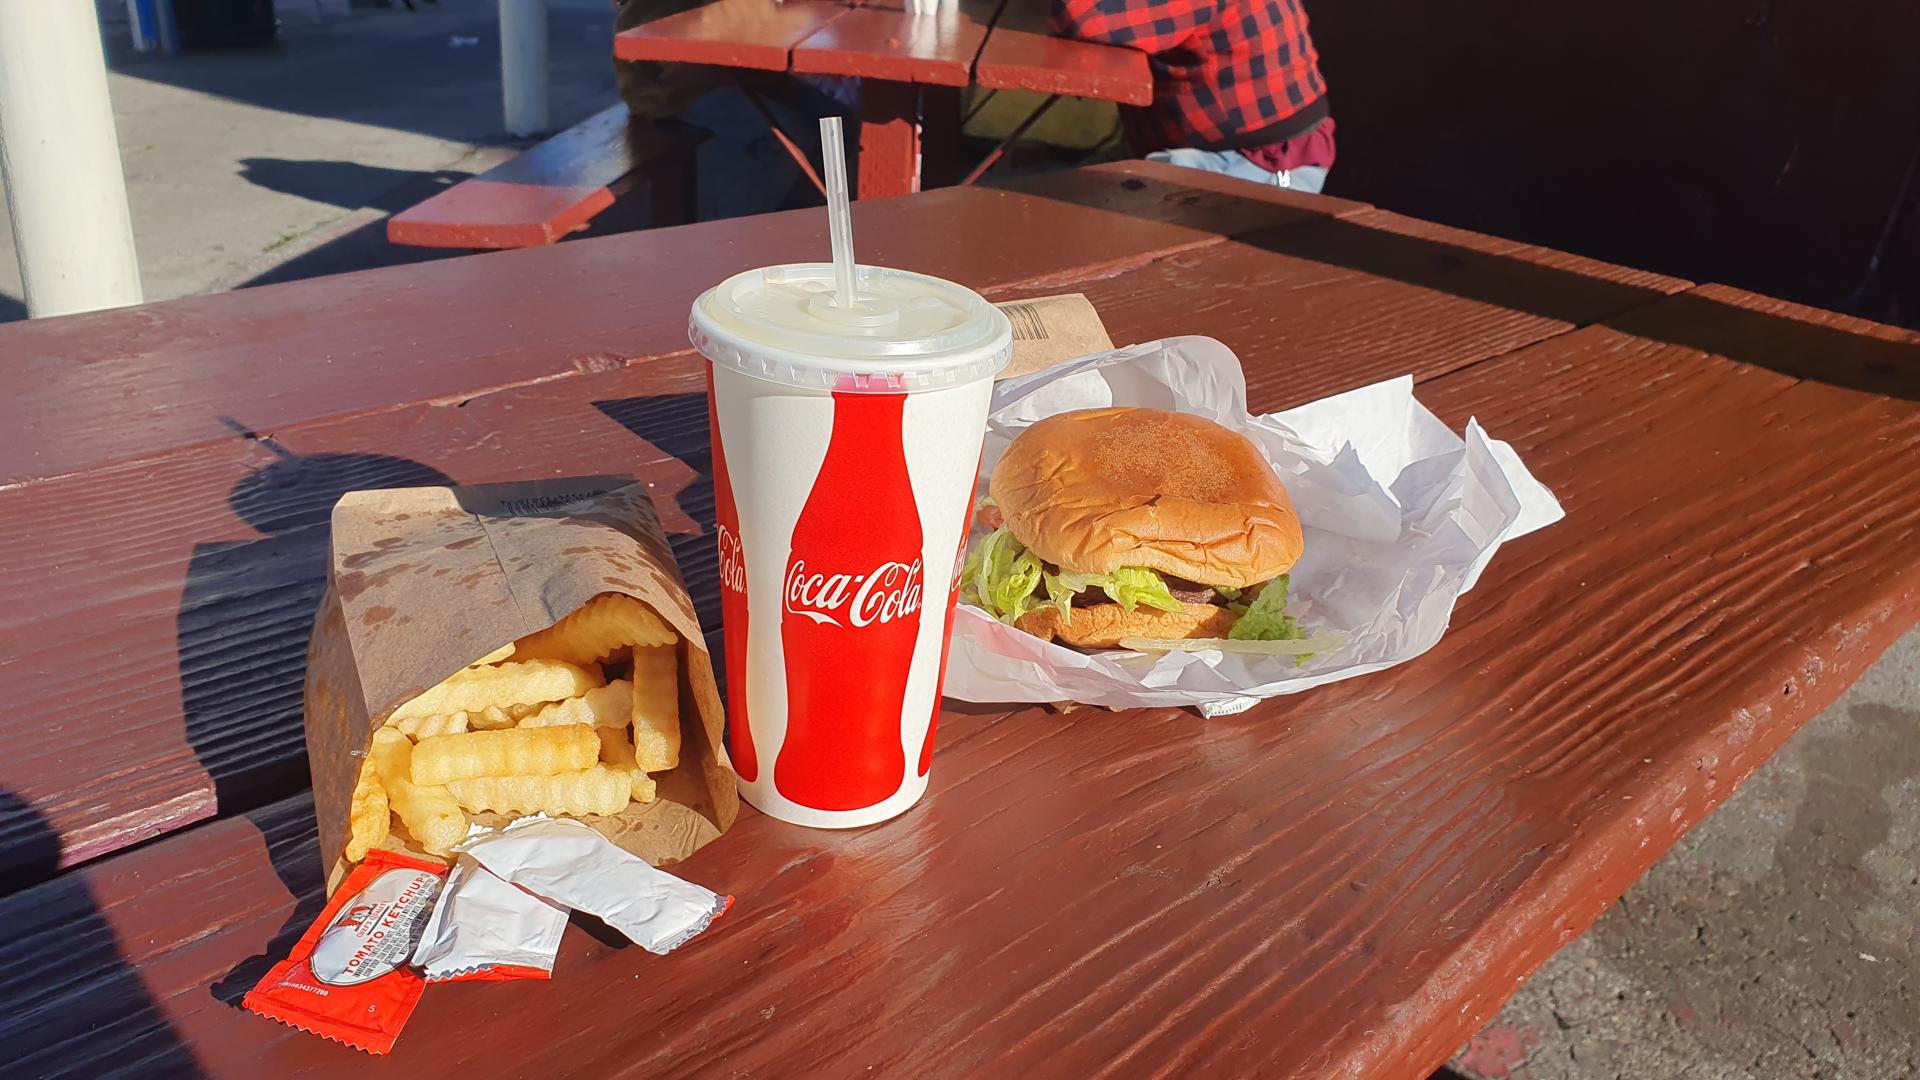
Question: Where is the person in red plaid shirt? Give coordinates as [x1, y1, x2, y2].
[1052, 0, 1334, 193]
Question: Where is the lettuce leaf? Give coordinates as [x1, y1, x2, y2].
[962, 528, 1187, 622]
[1098, 567, 1185, 613]
[961, 526, 1043, 623]
[1042, 573, 1079, 621]
[1228, 575, 1306, 641]
[1039, 566, 1183, 614]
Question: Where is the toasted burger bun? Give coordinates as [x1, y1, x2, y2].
[990, 407, 1303, 590]
[1014, 601, 1240, 649]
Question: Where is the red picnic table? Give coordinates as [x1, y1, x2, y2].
[3, 163, 1919, 1077]
[616, 0, 1151, 198]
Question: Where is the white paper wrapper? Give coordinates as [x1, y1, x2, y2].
[943, 337, 1566, 716]
[455, 816, 732, 955]
[413, 854, 568, 982]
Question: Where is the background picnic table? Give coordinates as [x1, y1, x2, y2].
[2, 162, 1917, 1077]
[615, 0, 1150, 197]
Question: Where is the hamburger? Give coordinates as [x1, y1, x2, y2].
[962, 406, 1309, 649]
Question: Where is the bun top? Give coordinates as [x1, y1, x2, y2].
[988, 407, 1303, 589]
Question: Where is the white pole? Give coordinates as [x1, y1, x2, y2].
[125, 0, 152, 52]
[0, 0, 142, 318]
[499, 0, 550, 137]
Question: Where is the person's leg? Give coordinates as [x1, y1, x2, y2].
[1144, 147, 1243, 176]
[1147, 149, 1331, 193]
[1282, 165, 1329, 194]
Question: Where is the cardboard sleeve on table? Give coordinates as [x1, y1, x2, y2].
[305, 477, 738, 895]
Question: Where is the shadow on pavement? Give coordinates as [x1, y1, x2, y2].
[230, 158, 492, 289]
[107, 0, 618, 145]
[238, 157, 474, 214]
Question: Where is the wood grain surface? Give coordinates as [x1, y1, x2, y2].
[385, 105, 679, 250]
[0, 179, 1233, 490]
[0, 173, 1700, 886]
[5, 287, 1917, 1078]
[790, 0, 1005, 86]
[612, 0, 848, 70]
[612, 0, 1148, 104]
[999, 158, 1375, 231]
[6, 164, 1920, 1076]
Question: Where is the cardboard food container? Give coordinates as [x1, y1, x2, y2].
[305, 476, 738, 895]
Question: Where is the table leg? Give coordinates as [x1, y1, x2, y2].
[919, 86, 963, 189]
[857, 81, 921, 199]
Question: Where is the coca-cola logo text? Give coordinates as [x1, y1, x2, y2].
[717, 525, 746, 596]
[785, 559, 923, 628]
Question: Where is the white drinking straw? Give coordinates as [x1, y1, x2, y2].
[819, 116, 859, 308]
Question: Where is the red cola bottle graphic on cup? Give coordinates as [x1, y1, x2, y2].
[706, 370, 756, 782]
[776, 391, 923, 810]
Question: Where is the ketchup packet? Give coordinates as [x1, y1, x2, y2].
[243, 850, 448, 1054]
[412, 855, 567, 983]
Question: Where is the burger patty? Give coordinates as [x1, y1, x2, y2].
[1040, 564, 1225, 607]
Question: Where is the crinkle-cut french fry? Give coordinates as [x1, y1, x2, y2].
[369, 728, 466, 855]
[389, 659, 603, 722]
[599, 726, 637, 770]
[345, 754, 389, 862]
[391, 711, 470, 741]
[510, 594, 678, 666]
[464, 702, 547, 731]
[464, 705, 516, 731]
[468, 643, 515, 668]
[448, 765, 634, 817]
[518, 681, 632, 730]
[629, 645, 681, 772]
[595, 727, 657, 802]
[410, 724, 598, 786]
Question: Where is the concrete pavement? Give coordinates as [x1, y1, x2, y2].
[0, 0, 619, 320]
[1452, 628, 1920, 1080]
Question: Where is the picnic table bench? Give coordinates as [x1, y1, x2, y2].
[616, 0, 1152, 198]
[3, 161, 1919, 1077]
[387, 105, 702, 249]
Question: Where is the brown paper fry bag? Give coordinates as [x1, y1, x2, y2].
[305, 476, 738, 895]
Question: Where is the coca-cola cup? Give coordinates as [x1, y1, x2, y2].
[690, 264, 1012, 827]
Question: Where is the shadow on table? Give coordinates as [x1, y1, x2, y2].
[208, 792, 333, 1014]
[177, 433, 454, 825]
[0, 789, 198, 1075]
[1006, 172, 1920, 402]
[183, 437, 453, 1012]
[590, 391, 727, 672]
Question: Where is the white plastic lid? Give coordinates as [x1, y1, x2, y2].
[689, 263, 1013, 393]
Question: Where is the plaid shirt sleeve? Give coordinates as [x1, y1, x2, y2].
[1051, 0, 1217, 54]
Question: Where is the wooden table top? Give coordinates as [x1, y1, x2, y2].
[615, 0, 1153, 106]
[4, 162, 1919, 1078]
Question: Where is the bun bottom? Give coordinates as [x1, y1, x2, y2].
[1013, 601, 1239, 648]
